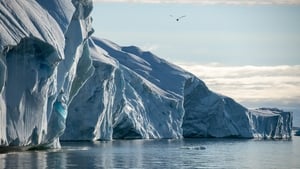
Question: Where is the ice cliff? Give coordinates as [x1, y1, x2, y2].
[0, 0, 292, 149]
[61, 37, 293, 141]
[0, 0, 94, 148]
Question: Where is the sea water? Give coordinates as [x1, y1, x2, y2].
[1, 137, 299, 169]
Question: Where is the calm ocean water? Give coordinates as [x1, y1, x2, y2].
[1, 137, 299, 169]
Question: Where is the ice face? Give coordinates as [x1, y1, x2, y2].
[5, 37, 59, 146]
[93, 38, 253, 139]
[61, 43, 118, 141]
[249, 108, 292, 139]
[182, 81, 253, 138]
[0, 0, 93, 148]
[62, 39, 184, 141]
[62, 37, 292, 141]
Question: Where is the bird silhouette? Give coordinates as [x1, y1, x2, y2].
[170, 15, 186, 21]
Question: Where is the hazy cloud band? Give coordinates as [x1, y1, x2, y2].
[177, 63, 300, 109]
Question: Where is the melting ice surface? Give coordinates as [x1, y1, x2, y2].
[1, 137, 300, 169]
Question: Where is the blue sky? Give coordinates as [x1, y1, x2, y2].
[92, 1, 300, 123]
[92, 2, 300, 66]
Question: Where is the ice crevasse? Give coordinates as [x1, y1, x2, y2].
[0, 0, 292, 149]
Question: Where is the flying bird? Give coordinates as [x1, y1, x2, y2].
[170, 15, 187, 22]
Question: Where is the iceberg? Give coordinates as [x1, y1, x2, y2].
[61, 38, 184, 141]
[0, 0, 93, 148]
[249, 108, 292, 139]
[0, 0, 293, 149]
[61, 37, 292, 141]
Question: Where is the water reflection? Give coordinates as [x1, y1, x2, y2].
[0, 149, 65, 169]
[0, 138, 299, 169]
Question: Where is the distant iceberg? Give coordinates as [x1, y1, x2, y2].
[249, 108, 292, 139]
[0, 0, 293, 149]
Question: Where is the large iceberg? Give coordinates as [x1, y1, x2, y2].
[61, 38, 184, 141]
[0, 0, 94, 148]
[0, 0, 293, 149]
[61, 37, 292, 141]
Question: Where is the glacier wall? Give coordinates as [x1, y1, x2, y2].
[249, 108, 292, 139]
[0, 0, 293, 149]
[61, 39, 184, 141]
[0, 0, 93, 148]
[183, 80, 253, 138]
[61, 37, 292, 141]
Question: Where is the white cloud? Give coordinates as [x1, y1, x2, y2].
[177, 63, 300, 109]
[93, 0, 300, 5]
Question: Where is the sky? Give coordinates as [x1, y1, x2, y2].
[92, 0, 300, 120]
